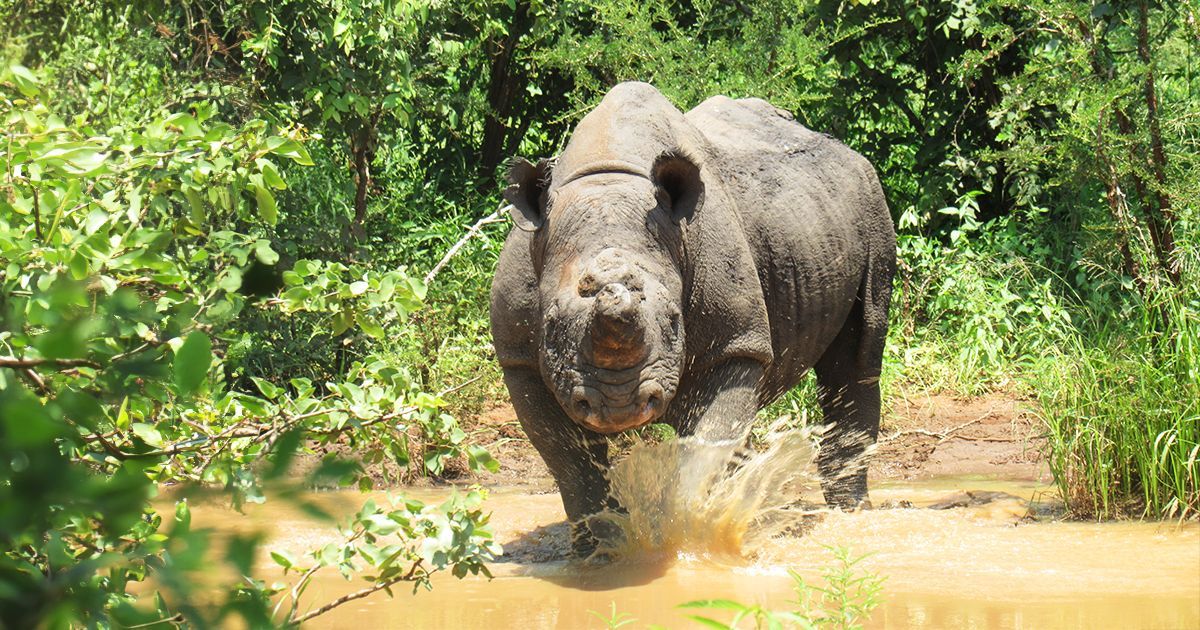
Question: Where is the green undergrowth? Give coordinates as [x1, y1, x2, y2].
[1035, 291, 1199, 520]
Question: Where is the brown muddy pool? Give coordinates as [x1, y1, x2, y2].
[180, 476, 1200, 629]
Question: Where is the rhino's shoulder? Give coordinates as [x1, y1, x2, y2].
[489, 227, 540, 369]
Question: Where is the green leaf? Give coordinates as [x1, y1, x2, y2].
[679, 600, 748, 611]
[683, 616, 735, 630]
[467, 446, 500, 473]
[256, 158, 287, 190]
[271, 550, 297, 571]
[330, 310, 355, 336]
[9, 64, 40, 97]
[183, 187, 206, 224]
[269, 140, 314, 166]
[68, 252, 90, 280]
[219, 268, 244, 293]
[254, 239, 280, 265]
[267, 429, 304, 480]
[251, 377, 282, 400]
[131, 422, 164, 448]
[254, 183, 278, 225]
[173, 332, 213, 397]
[333, 14, 351, 38]
[359, 316, 385, 340]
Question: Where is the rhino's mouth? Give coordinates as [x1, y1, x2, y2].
[566, 360, 672, 433]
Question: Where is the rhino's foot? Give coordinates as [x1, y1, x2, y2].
[583, 550, 618, 566]
[569, 521, 599, 558]
[822, 489, 872, 511]
[570, 512, 628, 560]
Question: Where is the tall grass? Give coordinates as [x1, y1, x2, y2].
[1037, 291, 1200, 519]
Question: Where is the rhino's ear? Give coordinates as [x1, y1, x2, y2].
[651, 150, 704, 224]
[503, 157, 552, 232]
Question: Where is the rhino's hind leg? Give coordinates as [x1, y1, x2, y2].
[813, 303, 882, 509]
[501, 367, 615, 557]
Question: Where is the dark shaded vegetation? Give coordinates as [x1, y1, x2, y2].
[0, 0, 1195, 625]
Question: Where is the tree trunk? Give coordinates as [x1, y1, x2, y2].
[349, 113, 380, 247]
[1137, 0, 1181, 285]
[478, 0, 534, 181]
[1096, 116, 1146, 298]
[1080, 10, 1163, 296]
[1113, 109, 1170, 284]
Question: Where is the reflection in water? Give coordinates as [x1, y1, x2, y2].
[183, 476, 1200, 629]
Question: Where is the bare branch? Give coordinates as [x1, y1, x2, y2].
[423, 205, 509, 286]
[878, 407, 996, 445]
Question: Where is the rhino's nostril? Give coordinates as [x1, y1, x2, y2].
[638, 381, 666, 418]
[572, 389, 597, 419]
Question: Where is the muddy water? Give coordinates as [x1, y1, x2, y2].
[185, 475, 1200, 629]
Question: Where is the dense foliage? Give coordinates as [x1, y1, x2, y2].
[1, 0, 1196, 625]
[0, 47, 499, 628]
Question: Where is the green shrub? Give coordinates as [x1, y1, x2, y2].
[1038, 291, 1199, 519]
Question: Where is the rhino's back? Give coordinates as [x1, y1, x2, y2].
[686, 96, 888, 400]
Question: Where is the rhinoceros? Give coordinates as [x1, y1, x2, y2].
[490, 82, 895, 555]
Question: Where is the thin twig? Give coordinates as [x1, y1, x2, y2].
[74, 376, 477, 462]
[878, 406, 996, 445]
[440, 375, 483, 397]
[274, 564, 323, 621]
[32, 186, 41, 241]
[19, 367, 50, 395]
[422, 206, 509, 286]
[123, 614, 184, 628]
[110, 339, 163, 363]
[947, 434, 1018, 443]
[290, 561, 425, 625]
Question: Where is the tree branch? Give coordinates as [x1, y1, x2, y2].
[878, 407, 996, 445]
[422, 206, 508, 286]
[0, 356, 102, 369]
[289, 560, 425, 625]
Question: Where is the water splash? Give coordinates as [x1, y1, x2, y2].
[586, 420, 829, 561]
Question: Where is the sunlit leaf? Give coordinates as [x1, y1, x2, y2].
[173, 331, 212, 397]
[254, 183, 278, 225]
[9, 63, 40, 97]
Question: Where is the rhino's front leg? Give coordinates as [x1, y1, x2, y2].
[665, 358, 764, 501]
[501, 366, 614, 556]
[670, 358, 765, 442]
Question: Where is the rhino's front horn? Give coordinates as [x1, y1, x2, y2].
[590, 283, 647, 369]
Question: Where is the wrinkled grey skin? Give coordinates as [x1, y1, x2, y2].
[490, 82, 896, 556]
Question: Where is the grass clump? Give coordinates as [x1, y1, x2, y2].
[1037, 292, 1199, 519]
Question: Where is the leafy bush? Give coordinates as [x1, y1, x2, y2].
[0, 64, 498, 626]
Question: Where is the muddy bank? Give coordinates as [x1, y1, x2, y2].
[293, 389, 1046, 495]
[462, 390, 1049, 491]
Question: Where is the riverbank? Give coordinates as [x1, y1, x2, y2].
[455, 389, 1050, 494]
